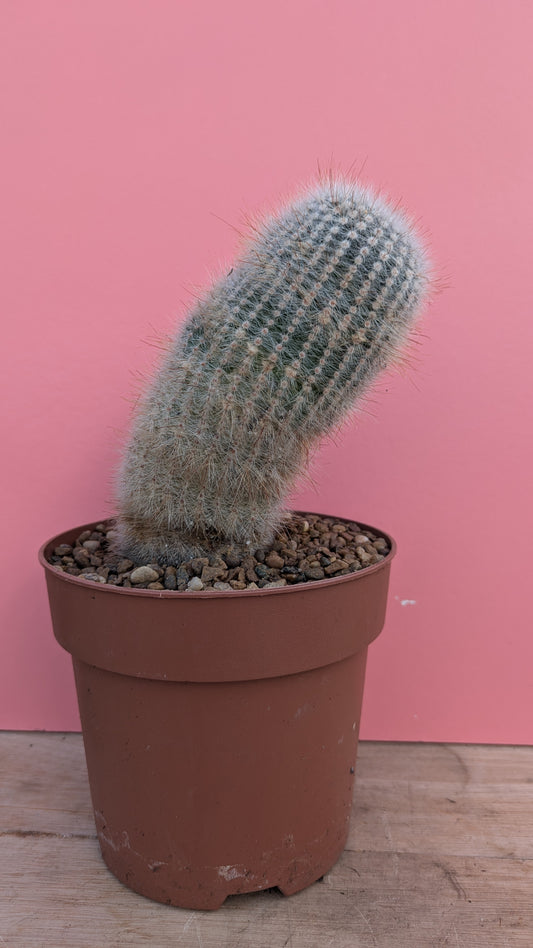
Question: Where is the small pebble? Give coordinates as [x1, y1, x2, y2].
[116, 558, 134, 573]
[190, 557, 209, 576]
[324, 560, 347, 575]
[83, 540, 101, 553]
[176, 566, 191, 585]
[187, 576, 204, 591]
[73, 548, 91, 568]
[208, 554, 227, 569]
[54, 544, 72, 556]
[201, 564, 228, 584]
[265, 552, 284, 570]
[130, 566, 160, 585]
[223, 547, 243, 568]
[331, 536, 346, 548]
[164, 567, 177, 591]
[356, 547, 372, 564]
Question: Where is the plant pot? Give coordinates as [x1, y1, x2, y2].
[39, 514, 396, 911]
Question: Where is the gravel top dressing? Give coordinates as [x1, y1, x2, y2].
[47, 513, 391, 592]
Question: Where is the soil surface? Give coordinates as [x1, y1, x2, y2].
[47, 514, 391, 592]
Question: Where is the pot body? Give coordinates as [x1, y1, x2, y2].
[40, 516, 395, 910]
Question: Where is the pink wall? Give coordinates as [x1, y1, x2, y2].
[2, 0, 532, 742]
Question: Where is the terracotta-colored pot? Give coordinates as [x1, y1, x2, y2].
[39, 515, 396, 911]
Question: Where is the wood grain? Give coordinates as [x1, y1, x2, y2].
[1, 733, 532, 947]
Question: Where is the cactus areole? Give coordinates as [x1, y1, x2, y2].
[115, 177, 430, 566]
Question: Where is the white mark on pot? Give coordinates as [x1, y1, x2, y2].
[352, 721, 357, 730]
[98, 824, 130, 853]
[119, 830, 131, 851]
[148, 860, 167, 871]
[338, 735, 344, 744]
[95, 812, 148, 861]
[217, 865, 245, 881]
[283, 834, 295, 848]
[294, 703, 311, 719]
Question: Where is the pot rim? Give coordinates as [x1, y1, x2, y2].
[38, 512, 397, 599]
[40, 511, 397, 681]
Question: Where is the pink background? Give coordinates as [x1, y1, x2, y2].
[2, 1, 532, 742]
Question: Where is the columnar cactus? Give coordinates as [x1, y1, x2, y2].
[115, 176, 430, 564]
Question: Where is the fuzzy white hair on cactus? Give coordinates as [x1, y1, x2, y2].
[114, 176, 431, 565]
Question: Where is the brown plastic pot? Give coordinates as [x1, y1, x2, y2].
[39, 514, 396, 911]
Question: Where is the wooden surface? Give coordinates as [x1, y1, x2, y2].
[1, 733, 532, 947]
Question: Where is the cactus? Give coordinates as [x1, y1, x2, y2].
[115, 176, 430, 564]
